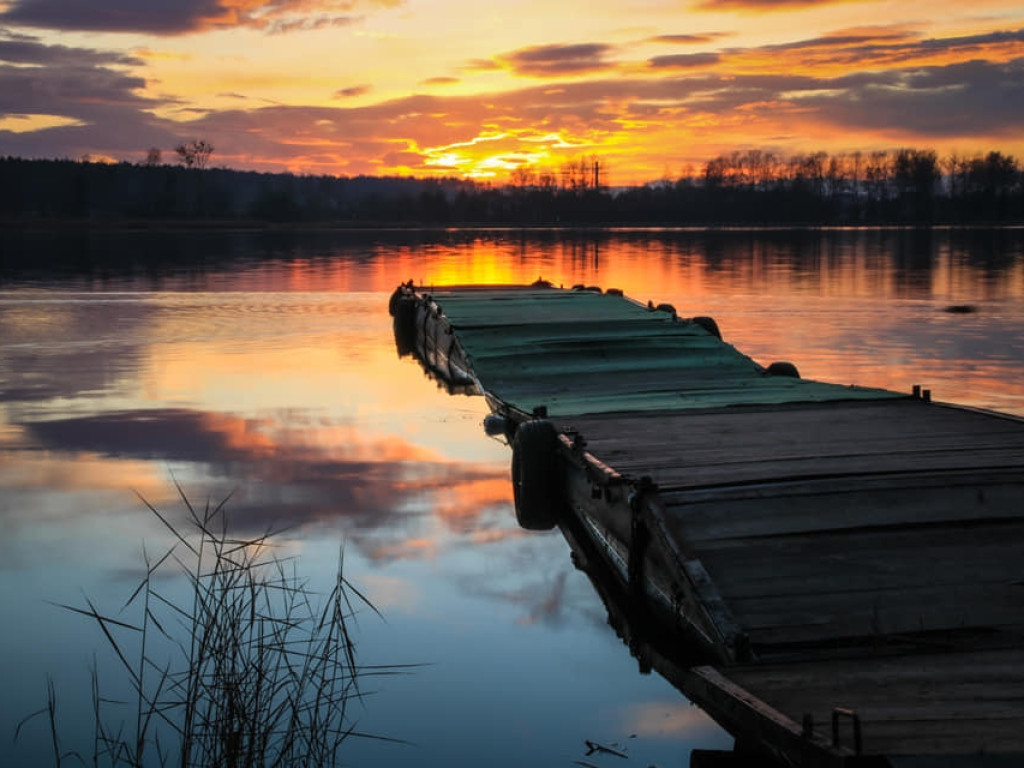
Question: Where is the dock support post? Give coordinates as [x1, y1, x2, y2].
[627, 477, 656, 603]
[626, 477, 658, 674]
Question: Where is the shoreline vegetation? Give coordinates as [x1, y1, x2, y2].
[2, 148, 1022, 228]
[16, 489, 403, 768]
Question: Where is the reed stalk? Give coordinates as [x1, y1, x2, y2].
[18, 485, 404, 767]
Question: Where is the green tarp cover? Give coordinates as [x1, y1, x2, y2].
[427, 287, 904, 417]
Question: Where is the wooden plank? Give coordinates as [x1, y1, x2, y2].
[727, 649, 1024, 754]
[615, 449, 1024, 492]
[563, 400, 1024, 484]
[686, 519, 1024, 648]
[572, 407, 1024, 455]
[734, 582, 1024, 647]
[566, 401, 1024, 458]
[845, 720, 1024, 755]
[728, 647, 1024, 693]
[658, 473, 1024, 543]
[693, 521, 1024, 599]
[601, 435, 1024, 474]
[681, 665, 848, 767]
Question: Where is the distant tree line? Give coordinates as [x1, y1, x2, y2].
[1, 147, 1021, 226]
[662, 148, 1023, 224]
[0, 157, 476, 223]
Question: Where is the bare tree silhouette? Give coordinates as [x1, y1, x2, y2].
[175, 140, 214, 169]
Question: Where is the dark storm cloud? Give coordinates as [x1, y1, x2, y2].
[0, 64, 150, 114]
[648, 57, 1024, 137]
[0, 31, 182, 157]
[0, 30, 153, 118]
[498, 43, 616, 77]
[0, 0, 227, 35]
[0, 31, 143, 66]
[0, 66, 177, 159]
[813, 59, 1024, 136]
[0, 0, 397, 36]
[914, 28, 1024, 51]
[757, 26, 1024, 65]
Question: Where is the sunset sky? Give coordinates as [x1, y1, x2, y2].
[1, 0, 1022, 183]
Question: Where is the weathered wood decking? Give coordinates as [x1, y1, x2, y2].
[392, 283, 1024, 766]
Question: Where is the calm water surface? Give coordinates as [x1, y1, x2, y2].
[2, 228, 1023, 767]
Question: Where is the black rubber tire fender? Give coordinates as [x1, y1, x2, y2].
[766, 361, 800, 378]
[393, 297, 418, 356]
[511, 419, 562, 531]
[388, 286, 404, 317]
[655, 302, 677, 317]
[691, 315, 722, 339]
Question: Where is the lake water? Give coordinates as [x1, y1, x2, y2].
[2, 227, 1023, 767]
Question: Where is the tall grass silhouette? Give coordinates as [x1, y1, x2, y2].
[19, 487, 404, 768]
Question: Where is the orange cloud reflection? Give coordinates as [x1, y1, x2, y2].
[416, 476, 513, 534]
[622, 701, 722, 739]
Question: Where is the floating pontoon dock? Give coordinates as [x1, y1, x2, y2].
[391, 282, 1024, 767]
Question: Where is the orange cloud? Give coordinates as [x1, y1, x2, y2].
[647, 33, 729, 44]
[143, 24, 1018, 181]
[723, 27, 1024, 77]
[4, 20, 1024, 183]
[695, 0, 870, 10]
[421, 76, 460, 86]
[648, 52, 722, 69]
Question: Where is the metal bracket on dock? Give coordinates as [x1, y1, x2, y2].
[831, 708, 863, 756]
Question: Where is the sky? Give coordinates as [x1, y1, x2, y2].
[1, 0, 1023, 183]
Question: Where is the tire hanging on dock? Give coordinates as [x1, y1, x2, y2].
[393, 297, 418, 356]
[511, 419, 563, 531]
[766, 361, 800, 378]
[388, 286, 403, 317]
[690, 316, 722, 339]
[389, 280, 415, 317]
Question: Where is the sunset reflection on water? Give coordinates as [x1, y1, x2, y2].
[1, 227, 1022, 766]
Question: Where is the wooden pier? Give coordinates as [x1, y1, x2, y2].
[391, 282, 1024, 767]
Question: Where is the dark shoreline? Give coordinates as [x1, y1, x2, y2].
[3, 217, 1023, 232]
[5, 154, 1023, 230]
